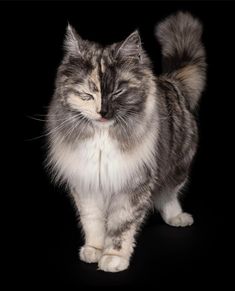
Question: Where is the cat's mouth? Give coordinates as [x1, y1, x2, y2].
[93, 116, 114, 126]
[99, 117, 108, 122]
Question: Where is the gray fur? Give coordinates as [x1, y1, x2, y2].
[156, 11, 206, 110]
[46, 11, 206, 272]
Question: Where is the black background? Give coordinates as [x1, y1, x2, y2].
[2, 1, 234, 287]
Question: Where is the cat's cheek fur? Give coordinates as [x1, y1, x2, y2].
[67, 93, 101, 120]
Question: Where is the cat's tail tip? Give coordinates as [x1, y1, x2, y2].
[155, 11, 203, 48]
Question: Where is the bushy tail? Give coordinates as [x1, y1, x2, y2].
[155, 11, 207, 110]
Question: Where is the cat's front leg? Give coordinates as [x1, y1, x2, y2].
[72, 191, 106, 263]
[98, 191, 151, 272]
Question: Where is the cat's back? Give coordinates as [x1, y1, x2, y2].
[154, 76, 199, 189]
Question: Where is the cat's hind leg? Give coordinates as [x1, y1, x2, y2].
[154, 183, 194, 227]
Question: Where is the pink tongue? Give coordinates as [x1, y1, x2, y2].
[100, 118, 107, 122]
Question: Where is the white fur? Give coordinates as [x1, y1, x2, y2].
[167, 212, 194, 227]
[154, 183, 194, 227]
[98, 255, 129, 272]
[80, 246, 102, 263]
[51, 128, 155, 195]
[160, 197, 182, 222]
[73, 195, 106, 249]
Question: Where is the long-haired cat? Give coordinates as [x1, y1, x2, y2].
[46, 12, 206, 272]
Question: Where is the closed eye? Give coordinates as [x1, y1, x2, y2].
[79, 93, 94, 101]
[70, 89, 94, 101]
[112, 88, 125, 99]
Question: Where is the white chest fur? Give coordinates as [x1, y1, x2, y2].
[51, 128, 156, 194]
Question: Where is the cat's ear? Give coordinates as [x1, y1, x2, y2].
[115, 30, 142, 60]
[64, 23, 84, 56]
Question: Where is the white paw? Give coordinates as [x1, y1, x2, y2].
[98, 255, 129, 272]
[166, 212, 194, 227]
[79, 245, 102, 263]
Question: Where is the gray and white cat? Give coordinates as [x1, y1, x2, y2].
[46, 12, 206, 272]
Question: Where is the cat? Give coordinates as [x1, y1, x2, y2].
[46, 11, 206, 272]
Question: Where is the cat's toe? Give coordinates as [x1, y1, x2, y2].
[79, 245, 102, 263]
[167, 212, 194, 227]
[98, 255, 129, 272]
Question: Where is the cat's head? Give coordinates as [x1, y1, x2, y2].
[56, 24, 154, 126]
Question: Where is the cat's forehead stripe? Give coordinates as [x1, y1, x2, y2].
[100, 58, 105, 74]
[90, 66, 101, 93]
